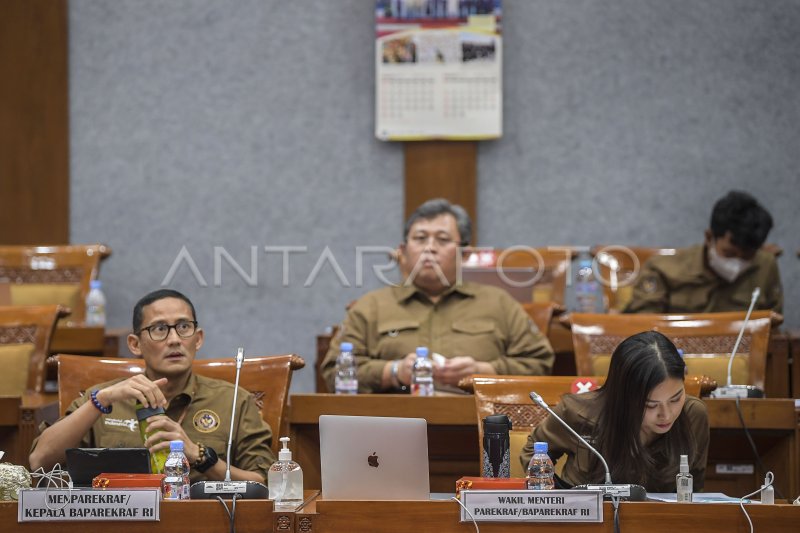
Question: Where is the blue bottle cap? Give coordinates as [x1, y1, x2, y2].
[533, 441, 548, 454]
[340, 342, 353, 352]
[416, 346, 429, 357]
[170, 440, 184, 452]
[90, 279, 102, 289]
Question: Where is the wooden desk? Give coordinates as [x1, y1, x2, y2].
[299, 499, 800, 533]
[0, 499, 273, 532]
[0, 392, 57, 468]
[289, 395, 798, 498]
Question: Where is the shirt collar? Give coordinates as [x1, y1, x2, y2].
[394, 280, 477, 303]
[168, 372, 198, 407]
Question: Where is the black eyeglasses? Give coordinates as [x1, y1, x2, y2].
[139, 320, 198, 341]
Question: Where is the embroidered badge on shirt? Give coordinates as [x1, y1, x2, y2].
[193, 409, 220, 433]
[641, 276, 658, 294]
[103, 418, 138, 432]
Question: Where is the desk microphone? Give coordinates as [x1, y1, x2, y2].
[190, 348, 269, 499]
[529, 392, 646, 501]
[710, 288, 765, 399]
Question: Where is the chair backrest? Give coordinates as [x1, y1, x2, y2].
[56, 353, 305, 455]
[465, 373, 703, 478]
[462, 248, 574, 305]
[521, 301, 563, 338]
[570, 311, 772, 390]
[591, 246, 677, 312]
[0, 304, 69, 394]
[0, 244, 111, 325]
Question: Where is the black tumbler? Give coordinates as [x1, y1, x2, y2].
[482, 414, 512, 478]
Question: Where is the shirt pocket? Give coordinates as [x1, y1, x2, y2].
[448, 319, 502, 360]
[376, 318, 420, 359]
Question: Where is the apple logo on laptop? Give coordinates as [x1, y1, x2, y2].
[368, 452, 379, 468]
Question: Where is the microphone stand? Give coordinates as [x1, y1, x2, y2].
[710, 288, 764, 399]
[190, 348, 269, 499]
[529, 392, 647, 501]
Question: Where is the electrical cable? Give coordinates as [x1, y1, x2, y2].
[737, 471, 774, 533]
[214, 493, 239, 533]
[29, 464, 74, 511]
[733, 397, 785, 499]
[611, 494, 621, 533]
[450, 495, 480, 533]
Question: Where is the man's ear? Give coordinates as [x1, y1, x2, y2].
[704, 229, 713, 245]
[127, 333, 142, 357]
[193, 328, 205, 351]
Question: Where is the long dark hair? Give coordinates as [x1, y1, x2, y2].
[594, 331, 695, 489]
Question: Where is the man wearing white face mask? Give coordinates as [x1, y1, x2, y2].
[625, 190, 782, 314]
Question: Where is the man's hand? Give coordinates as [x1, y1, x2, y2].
[143, 415, 201, 463]
[95, 374, 168, 410]
[434, 356, 494, 386]
[395, 352, 419, 386]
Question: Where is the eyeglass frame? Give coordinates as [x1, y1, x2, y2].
[137, 320, 199, 341]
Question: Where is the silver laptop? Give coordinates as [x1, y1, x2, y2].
[319, 415, 430, 500]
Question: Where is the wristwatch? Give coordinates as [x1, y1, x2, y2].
[193, 442, 219, 473]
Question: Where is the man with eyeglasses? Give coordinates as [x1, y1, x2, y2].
[320, 198, 554, 393]
[30, 289, 276, 482]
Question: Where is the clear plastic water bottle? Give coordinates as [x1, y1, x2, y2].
[334, 342, 358, 394]
[573, 255, 603, 313]
[161, 440, 190, 500]
[527, 441, 555, 490]
[85, 279, 106, 326]
[411, 346, 434, 396]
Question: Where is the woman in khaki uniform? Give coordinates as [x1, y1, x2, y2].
[520, 331, 709, 492]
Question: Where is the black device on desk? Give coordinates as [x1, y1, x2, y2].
[65, 447, 150, 487]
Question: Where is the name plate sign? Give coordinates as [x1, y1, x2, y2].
[18, 488, 160, 522]
[459, 489, 603, 523]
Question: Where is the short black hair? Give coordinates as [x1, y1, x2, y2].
[710, 190, 773, 251]
[403, 198, 472, 246]
[132, 289, 197, 333]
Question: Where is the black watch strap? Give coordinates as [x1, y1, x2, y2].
[194, 444, 219, 473]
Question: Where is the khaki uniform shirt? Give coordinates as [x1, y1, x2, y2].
[624, 244, 783, 314]
[36, 374, 275, 483]
[520, 392, 709, 492]
[321, 281, 554, 393]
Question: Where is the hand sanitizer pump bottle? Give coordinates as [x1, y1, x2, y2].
[268, 437, 303, 510]
[676, 454, 693, 502]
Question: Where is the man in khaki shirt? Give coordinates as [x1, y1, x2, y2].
[625, 190, 782, 314]
[30, 289, 275, 482]
[321, 199, 554, 393]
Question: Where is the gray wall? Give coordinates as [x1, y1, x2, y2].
[70, 1, 800, 393]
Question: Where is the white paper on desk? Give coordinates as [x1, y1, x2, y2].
[648, 493, 753, 504]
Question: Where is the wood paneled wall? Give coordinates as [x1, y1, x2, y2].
[404, 141, 477, 243]
[0, 0, 69, 244]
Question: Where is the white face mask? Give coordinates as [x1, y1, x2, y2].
[707, 244, 751, 283]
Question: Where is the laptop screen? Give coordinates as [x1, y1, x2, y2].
[319, 415, 430, 500]
[66, 448, 151, 487]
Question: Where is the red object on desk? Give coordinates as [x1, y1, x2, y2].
[92, 473, 165, 489]
[456, 476, 527, 496]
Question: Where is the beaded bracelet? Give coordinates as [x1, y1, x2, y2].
[90, 390, 112, 414]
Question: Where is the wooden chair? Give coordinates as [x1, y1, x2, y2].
[521, 301, 564, 338]
[461, 374, 704, 478]
[55, 353, 305, 455]
[0, 304, 69, 394]
[462, 248, 574, 305]
[591, 246, 677, 312]
[570, 311, 773, 391]
[0, 244, 111, 325]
